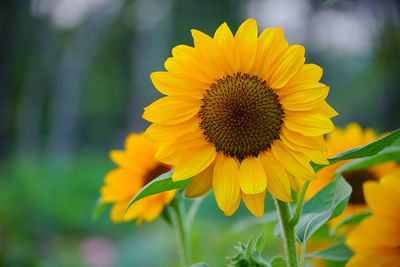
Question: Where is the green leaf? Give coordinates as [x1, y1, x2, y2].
[307, 243, 353, 262]
[124, 170, 191, 214]
[295, 176, 352, 243]
[312, 128, 400, 173]
[270, 257, 287, 267]
[91, 197, 107, 221]
[337, 145, 400, 174]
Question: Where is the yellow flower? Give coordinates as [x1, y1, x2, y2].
[143, 19, 336, 217]
[100, 133, 176, 224]
[346, 171, 400, 267]
[306, 123, 399, 224]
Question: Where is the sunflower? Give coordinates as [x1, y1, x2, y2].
[100, 133, 176, 224]
[143, 19, 336, 217]
[346, 171, 400, 267]
[306, 123, 399, 223]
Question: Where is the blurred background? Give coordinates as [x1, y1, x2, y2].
[1, 0, 399, 266]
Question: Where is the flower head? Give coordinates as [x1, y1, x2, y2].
[346, 171, 400, 267]
[307, 123, 399, 221]
[143, 19, 336, 216]
[100, 133, 175, 224]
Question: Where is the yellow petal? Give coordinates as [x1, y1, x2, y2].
[109, 199, 130, 223]
[191, 29, 227, 79]
[381, 175, 400, 195]
[268, 45, 305, 89]
[185, 163, 214, 198]
[288, 172, 300, 192]
[281, 126, 325, 152]
[234, 18, 258, 73]
[143, 95, 202, 125]
[140, 196, 166, 223]
[155, 128, 208, 164]
[346, 215, 400, 250]
[124, 197, 150, 222]
[279, 83, 329, 111]
[214, 22, 239, 73]
[259, 152, 292, 202]
[166, 45, 211, 83]
[346, 249, 400, 267]
[315, 101, 338, 118]
[172, 144, 216, 181]
[110, 149, 154, 173]
[150, 71, 205, 98]
[363, 180, 400, 219]
[111, 134, 157, 170]
[101, 169, 143, 202]
[284, 110, 334, 136]
[242, 192, 265, 217]
[213, 154, 241, 215]
[280, 134, 328, 165]
[363, 127, 379, 143]
[145, 117, 200, 145]
[163, 190, 177, 205]
[249, 27, 274, 75]
[271, 140, 316, 181]
[285, 63, 323, 87]
[238, 157, 267, 194]
[224, 195, 241, 216]
[259, 27, 289, 78]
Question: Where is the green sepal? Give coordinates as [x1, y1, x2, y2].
[227, 233, 269, 267]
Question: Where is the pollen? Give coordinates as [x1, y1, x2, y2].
[199, 73, 284, 160]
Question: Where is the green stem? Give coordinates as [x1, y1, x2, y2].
[290, 181, 310, 226]
[170, 196, 192, 267]
[274, 198, 299, 267]
[185, 197, 204, 228]
[299, 243, 307, 267]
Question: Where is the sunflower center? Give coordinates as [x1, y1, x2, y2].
[342, 170, 377, 204]
[144, 163, 172, 185]
[199, 73, 284, 160]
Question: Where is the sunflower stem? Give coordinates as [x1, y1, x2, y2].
[170, 193, 192, 267]
[274, 198, 299, 267]
[299, 242, 307, 267]
[185, 196, 204, 228]
[290, 181, 310, 226]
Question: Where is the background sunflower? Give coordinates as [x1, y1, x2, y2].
[100, 133, 175, 224]
[307, 123, 399, 224]
[346, 173, 400, 266]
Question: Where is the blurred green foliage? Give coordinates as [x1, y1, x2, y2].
[0, 154, 284, 266]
